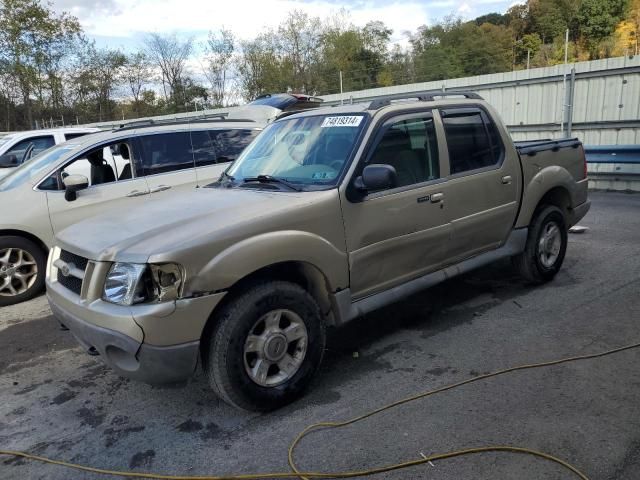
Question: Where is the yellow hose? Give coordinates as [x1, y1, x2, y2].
[4, 341, 639, 480]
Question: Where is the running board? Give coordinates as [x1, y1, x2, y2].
[332, 228, 528, 325]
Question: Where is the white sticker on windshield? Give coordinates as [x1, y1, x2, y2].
[321, 116, 363, 128]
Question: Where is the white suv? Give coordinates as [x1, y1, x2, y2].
[0, 118, 263, 306]
[0, 127, 100, 180]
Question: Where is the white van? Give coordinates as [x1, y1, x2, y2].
[0, 128, 100, 180]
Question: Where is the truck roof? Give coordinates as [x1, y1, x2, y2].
[278, 91, 485, 121]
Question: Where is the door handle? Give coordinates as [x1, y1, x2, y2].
[501, 175, 512, 184]
[430, 192, 444, 203]
[150, 185, 172, 193]
[126, 189, 149, 197]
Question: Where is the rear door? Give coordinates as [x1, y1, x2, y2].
[191, 128, 261, 185]
[45, 139, 150, 234]
[341, 112, 452, 299]
[136, 131, 198, 196]
[439, 107, 519, 261]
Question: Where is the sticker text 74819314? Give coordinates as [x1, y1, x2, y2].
[320, 116, 363, 128]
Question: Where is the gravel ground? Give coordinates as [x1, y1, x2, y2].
[0, 191, 639, 480]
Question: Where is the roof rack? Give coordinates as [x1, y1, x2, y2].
[368, 91, 483, 110]
[113, 115, 255, 132]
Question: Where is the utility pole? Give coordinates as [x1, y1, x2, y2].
[527, 49, 531, 70]
[339, 71, 344, 105]
[560, 29, 569, 135]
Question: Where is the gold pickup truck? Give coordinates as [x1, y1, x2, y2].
[46, 92, 590, 411]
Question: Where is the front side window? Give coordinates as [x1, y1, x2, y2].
[139, 132, 194, 176]
[226, 114, 365, 188]
[367, 116, 440, 188]
[41, 140, 136, 191]
[442, 110, 503, 174]
[4, 135, 55, 164]
[191, 129, 260, 167]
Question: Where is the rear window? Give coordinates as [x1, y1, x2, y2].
[191, 129, 260, 167]
[442, 110, 504, 174]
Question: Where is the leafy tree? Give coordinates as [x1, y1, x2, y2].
[578, 0, 629, 57]
[144, 33, 193, 109]
[204, 28, 235, 107]
[122, 52, 152, 114]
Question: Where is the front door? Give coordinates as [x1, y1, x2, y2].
[47, 139, 150, 234]
[340, 113, 452, 299]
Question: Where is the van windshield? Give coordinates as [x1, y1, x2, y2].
[226, 113, 367, 189]
[0, 143, 78, 191]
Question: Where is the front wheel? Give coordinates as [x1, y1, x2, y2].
[204, 281, 326, 411]
[0, 236, 46, 307]
[512, 205, 568, 284]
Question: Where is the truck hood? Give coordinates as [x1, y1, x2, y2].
[56, 186, 332, 263]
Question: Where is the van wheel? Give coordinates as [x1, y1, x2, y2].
[512, 205, 567, 284]
[204, 281, 326, 411]
[0, 236, 46, 307]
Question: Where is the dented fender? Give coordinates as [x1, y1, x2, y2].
[188, 230, 349, 294]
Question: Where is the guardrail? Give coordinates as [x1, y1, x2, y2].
[585, 145, 640, 192]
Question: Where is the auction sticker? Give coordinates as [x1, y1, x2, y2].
[321, 116, 363, 128]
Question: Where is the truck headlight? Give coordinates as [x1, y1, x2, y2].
[102, 262, 184, 306]
[103, 263, 147, 305]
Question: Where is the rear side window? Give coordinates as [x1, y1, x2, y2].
[191, 129, 260, 167]
[4, 135, 55, 163]
[442, 110, 504, 174]
[139, 132, 194, 176]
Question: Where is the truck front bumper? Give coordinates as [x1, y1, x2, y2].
[47, 280, 225, 384]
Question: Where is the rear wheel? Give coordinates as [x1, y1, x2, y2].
[512, 205, 567, 284]
[204, 281, 326, 411]
[0, 236, 46, 307]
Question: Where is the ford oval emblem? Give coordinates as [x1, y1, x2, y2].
[60, 263, 71, 277]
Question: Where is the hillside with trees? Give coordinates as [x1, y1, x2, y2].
[1, 0, 639, 130]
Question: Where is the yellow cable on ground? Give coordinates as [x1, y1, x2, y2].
[3, 341, 640, 480]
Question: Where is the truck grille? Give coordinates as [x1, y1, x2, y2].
[56, 250, 89, 295]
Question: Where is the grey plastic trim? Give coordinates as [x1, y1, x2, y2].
[332, 228, 528, 325]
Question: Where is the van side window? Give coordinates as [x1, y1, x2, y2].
[367, 116, 440, 188]
[191, 129, 260, 167]
[139, 132, 194, 175]
[442, 110, 504, 174]
[4, 136, 55, 164]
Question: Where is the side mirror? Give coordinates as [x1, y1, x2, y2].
[0, 154, 19, 167]
[355, 164, 397, 192]
[63, 174, 89, 201]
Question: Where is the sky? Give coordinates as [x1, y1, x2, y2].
[50, 0, 522, 52]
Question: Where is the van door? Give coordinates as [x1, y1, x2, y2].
[136, 131, 198, 196]
[340, 112, 452, 299]
[439, 107, 520, 261]
[46, 139, 150, 234]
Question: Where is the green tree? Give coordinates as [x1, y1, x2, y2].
[0, 0, 81, 128]
[578, 0, 629, 57]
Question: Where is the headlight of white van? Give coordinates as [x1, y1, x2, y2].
[103, 262, 184, 305]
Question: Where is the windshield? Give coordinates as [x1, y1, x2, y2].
[0, 142, 79, 191]
[226, 113, 366, 188]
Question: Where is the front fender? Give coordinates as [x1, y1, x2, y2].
[187, 230, 348, 294]
[516, 166, 579, 228]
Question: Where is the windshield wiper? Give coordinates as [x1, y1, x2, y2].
[242, 175, 302, 192]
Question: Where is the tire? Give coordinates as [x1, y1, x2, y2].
[204, 281, 326, 411]
[512, 205, 568, 284]
[0, 236, 47, 307]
